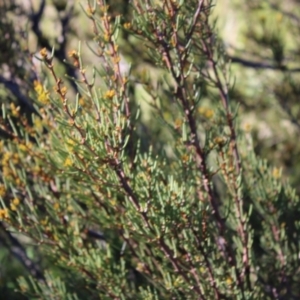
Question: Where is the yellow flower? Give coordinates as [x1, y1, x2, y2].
[53, 202, 60, 211]
[136, 262, 146, 273]
[66, 138, 76, 152]
[110, 199, 117, 206]
[12, 197, 20, 206]
[272, 167, 281, 179]
[204, 109, 214, 119]
[2, 166, 13, 178]
[173, 275, 184, 287]
[104, 89, 116, 100]
[0, 208, 9, 219]
[79, 97, 85, 106]
[33, 118, 44, 132]
[2, 152, 12, 165]
[113, 56, 121, 64]
[39, 47, 48, 58]
[226, 276, 233, 286]
[10, 204, 17, 211]
[10, 198, 20, 211]
[181, 154, 189, 163]
[60, 86, 68, 97]
[10, 102, 20, 117]
[198, 106, 214, 119]
[34, 81, 50, 104]
[103, 32, 110, 42]
[68, 50, 78, 58]
[64, 157, 73, 167]
[40, 218, 48, 226]
[174, 118, 182, 129]
[0, 184, 6, 197]
[12, 153, 20, 164]
[214, 136, 226, 146]
[123, 22, 131, 30]
[18, 144, 27, 152]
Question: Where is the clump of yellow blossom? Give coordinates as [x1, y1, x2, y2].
[181, 154, 189, 163]
[272, 167, 281, 179]
[2, 152, 19, 165]
[10, 102, 20, 117]
[34, 80, 50, 104]
[198, 106, 214, 119]
[174, 118, 182, 129]
[39, 48, 48, 59]
[66, 138, 76, 152]
[18, 144, 27, 152]
[68, 50, 78, 59]
[0, 208, 9, 219]
[40, 218, 48, 226]
[214, 136, 226, 147]
[64, 157, 73, 167]
[226, 276, 233, 286]
[104, 90, 116, 100]
[79, 97, 85, 106]
[0, 184, 6, 197]
[123, 22, 131, 30]
[103, 32, 110, 42]
[33, 117, 44, 133]
[10, 197, 20, 211]
[53, 202, 60, 211]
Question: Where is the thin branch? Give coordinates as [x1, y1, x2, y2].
[229, 55, 300, 72]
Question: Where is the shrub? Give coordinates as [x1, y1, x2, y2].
[1, 0, 300, 299]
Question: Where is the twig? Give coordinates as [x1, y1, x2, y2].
[229, 56, 300, 72]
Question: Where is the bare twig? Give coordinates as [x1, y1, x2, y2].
[229, 55, 300, 72]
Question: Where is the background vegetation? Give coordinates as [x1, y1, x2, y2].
[0, 0, 300, 299]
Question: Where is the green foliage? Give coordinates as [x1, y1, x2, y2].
[1, 0, 300, 299]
